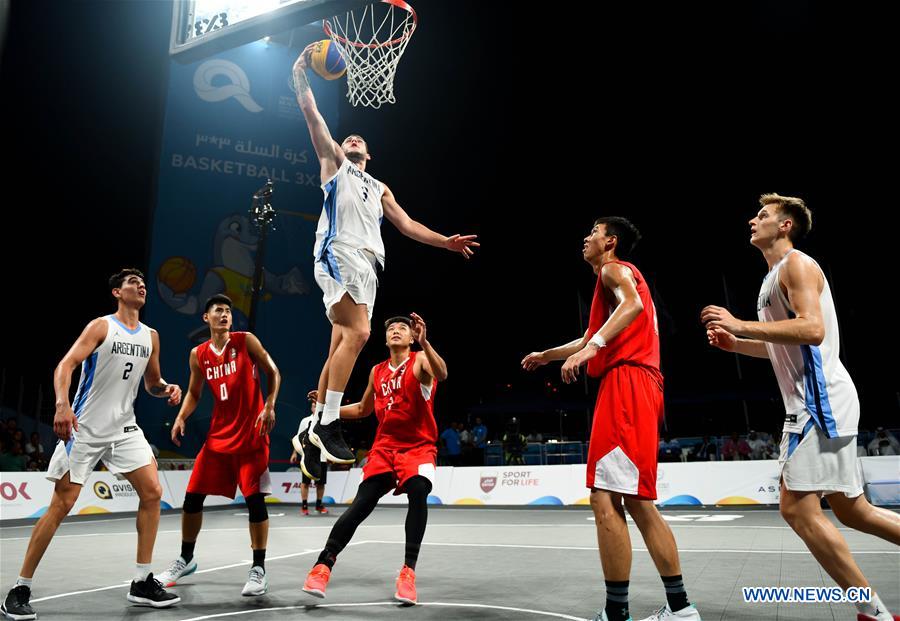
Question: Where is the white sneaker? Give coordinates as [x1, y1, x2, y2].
[241, 566, 268, 596]
[636, 604, 701, 621]
[157, 556, 198, 587]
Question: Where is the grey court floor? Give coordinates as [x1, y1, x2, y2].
[1, 506, 898, 621]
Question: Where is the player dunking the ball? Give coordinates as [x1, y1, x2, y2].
[291, 44, 478, 468]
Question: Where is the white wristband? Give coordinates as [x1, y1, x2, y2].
[588, 333, 607, 349]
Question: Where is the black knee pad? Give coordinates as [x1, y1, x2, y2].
[357, 472, 395, 501]
[183, 492, 206, 514]
[403, 475, 432, 500]
[246, 493, 268, 523]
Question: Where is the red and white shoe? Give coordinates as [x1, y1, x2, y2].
[302, 564, 331, 599]
[394, 565, 417, 605]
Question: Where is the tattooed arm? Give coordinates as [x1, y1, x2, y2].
[293, 44, 343, 180]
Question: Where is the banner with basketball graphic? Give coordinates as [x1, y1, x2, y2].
[141, 38, 344, 461]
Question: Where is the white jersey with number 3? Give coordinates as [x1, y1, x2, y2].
[70, 315, 153, 443]
[313, 157, 387, 268]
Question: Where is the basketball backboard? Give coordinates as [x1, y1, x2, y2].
[170, 0, 366, 64]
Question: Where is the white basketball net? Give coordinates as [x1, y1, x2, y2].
[324, 0, 417, 108]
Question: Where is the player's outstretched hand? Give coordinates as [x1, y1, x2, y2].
[700, 305, 743, 335]
[410, 312, 427, 344]
[445, 234, 480, 259]
[706, 326, 737, 352]
[521, 351, 548, 371]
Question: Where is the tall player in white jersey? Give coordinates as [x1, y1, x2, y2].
[2, 269, 184, 621]
[290, 44, 479, 465]
[702, 194, 900, 621]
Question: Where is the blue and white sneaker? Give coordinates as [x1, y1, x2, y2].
[157, 556, 197, 587]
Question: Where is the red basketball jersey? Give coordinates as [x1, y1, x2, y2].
[196, 331, 268, 454]
[586, 261, 662, 381]
[371, 351, 438, 450]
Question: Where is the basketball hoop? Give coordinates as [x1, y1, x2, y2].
[323, 0, 417, 108]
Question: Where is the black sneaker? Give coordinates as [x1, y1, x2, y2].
[308, 420, 355, 463]
[299, 430, 323, 480]
[2, 585, 36, 621]
[127, 573, 180, 608]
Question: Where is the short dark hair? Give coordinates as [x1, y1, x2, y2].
[594, 217, 641, 258]
[109, 268, 145, 291]
[204, 294, 233, 313]
[383, 315, 412, 330]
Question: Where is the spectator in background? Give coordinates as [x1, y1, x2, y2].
[1, 438, 28, 471]
[3, 418, 19, 451]
[763, 432, 779, 459]
[458, 423, 472, 447]
[0, 436, 26, 471]
[25, 432, 45, 461]
[458, 422, 473, 465]
[502, 418, 527, 465]
[440, 422, 461, 467]
[471, 417, 488, 466]
[658, 435, 681, 463]
[691, 435, 718, 461]
[747, 430, 768, 460]
[721, 432, 751, 461]
[867, 427, 900, 456]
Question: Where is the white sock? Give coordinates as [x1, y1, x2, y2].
[321, 390, 343, 425]
[14, 576, 33, 588]
[314, 402, 324, 426]
[134, 563, 151, 582]
[856, 591, 891, 620]
[298, 404, 323, 435]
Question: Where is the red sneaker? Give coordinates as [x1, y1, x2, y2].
[302, 564, 331, 598]
[315, 505, 329, 515]
[301, 506, 309, 515]
[394, 565, 417, 605]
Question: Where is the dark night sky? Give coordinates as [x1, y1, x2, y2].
[1, 1, 896, 440]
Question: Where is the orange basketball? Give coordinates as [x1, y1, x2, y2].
[158, 257, 196, 294]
